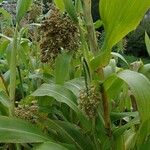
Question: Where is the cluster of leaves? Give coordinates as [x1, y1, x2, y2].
[0, 0, 150, 150]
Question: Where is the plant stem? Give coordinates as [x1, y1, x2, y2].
[81, 0, 99, 54]
[101, 84, 112, 137]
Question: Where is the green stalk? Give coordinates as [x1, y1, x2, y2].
[9, 24, 18, 116]
[81, 0, 99, 54]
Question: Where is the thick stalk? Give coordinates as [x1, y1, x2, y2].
[101, 84, 111, 137]
[81, 0, 99, 54]
[9, 24, 18, 116]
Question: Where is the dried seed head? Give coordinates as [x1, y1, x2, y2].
[78, 86, 101, 119]
[39, 5, 79, 63]
[2, 27, 14, 37]
[15, 101, 39, 124]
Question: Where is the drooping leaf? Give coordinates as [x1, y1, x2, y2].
[33, 142, 68, 150]
[0, 116, 50, 143]
[117, 70, 150, 122]
[16, 0, 33, 23]
[145, 32, 150, 56]
[32, 83, 78, 110]
[111, 52, 129, 67]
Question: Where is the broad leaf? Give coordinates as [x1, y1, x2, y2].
[16, 0, 33, 23]
[91, 0, 150, 69]
[0, 116, 49, 143]
[32, 83, 78, 110]
[100, 0, 150, 50]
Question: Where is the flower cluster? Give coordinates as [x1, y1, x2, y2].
[15, 101, 39, 124]
[78, 86, 101, 119]
[39, 6, 79, 63]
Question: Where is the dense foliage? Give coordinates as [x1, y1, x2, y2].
[0, 0, 150, 149]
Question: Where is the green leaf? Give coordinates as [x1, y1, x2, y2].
[117, 70, 150, 122]
[0, 8, 12, 21]
[0, 39, 10, 56]
[33, 142, 68, 150]
[32, 83, 78, 110]
[104, 75, 124, 100]
[124, 129, 136, 150]
[43, 119, 95, 150]
[136, 118, 150, 145]
[54, 0, 65, 11]
[113, 117, 140, 137]
[16, 0, 33, 23]
[0, 91, 11, 108]
[111, 52, 129, 67]
[145, 32, 150, 56]
[100, 0, 150, 50]
[92, 0, 150, 69]
[63, 0, 78, 22]
[0, 116, 50, 143]
[32, 83, 91, 130]
[139, 64, 150, 80]
[64, 78, 85, 97]
[55, 53, 72, 84]
[94, 20, 103, 29]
